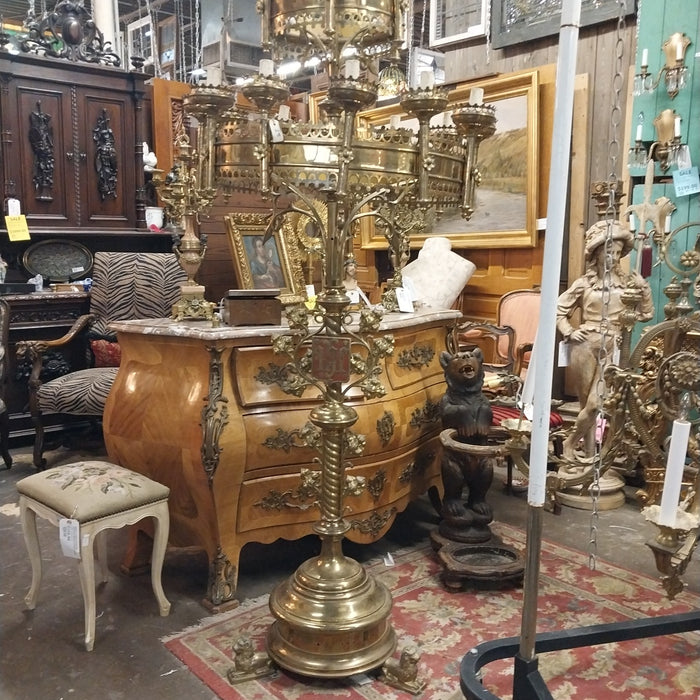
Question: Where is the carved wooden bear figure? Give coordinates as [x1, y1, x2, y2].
[438, 349, 494, 534]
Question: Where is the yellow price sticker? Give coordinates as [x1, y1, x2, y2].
[5, 215, 31, 241]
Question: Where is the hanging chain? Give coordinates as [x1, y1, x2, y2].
[589, 0, 627, 570]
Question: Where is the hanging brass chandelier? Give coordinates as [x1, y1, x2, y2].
[190, 0, 496, 680]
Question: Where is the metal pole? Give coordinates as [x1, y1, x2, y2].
[516, 0, 581, 681]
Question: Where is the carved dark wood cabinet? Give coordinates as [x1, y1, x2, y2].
[0, 51, 148, 233]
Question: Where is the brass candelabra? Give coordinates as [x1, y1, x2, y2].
[203, 0, 496, 679]
[155, 130, 218, 322]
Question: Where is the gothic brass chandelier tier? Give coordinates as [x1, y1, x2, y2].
[183, 0, 495, 680]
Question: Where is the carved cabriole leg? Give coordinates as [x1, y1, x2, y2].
[19, 496, 42, 609]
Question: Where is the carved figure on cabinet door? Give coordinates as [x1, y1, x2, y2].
[29, 102, 55, 199]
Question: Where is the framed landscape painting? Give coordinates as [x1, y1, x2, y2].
[358, 69, 539, 249]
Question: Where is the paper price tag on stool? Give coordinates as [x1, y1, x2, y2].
[59, 517, 81, 559]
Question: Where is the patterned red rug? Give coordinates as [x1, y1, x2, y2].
[162, 522, 700, 699]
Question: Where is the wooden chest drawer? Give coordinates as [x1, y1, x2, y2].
[236, 437, 442, 537]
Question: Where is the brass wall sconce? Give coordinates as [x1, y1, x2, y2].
[633, 32, 691, 99]
[650, 108, 688, 172]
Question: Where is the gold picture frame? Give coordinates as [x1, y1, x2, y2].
[357, 69, 540, 249]
[224, 212, 306, 304]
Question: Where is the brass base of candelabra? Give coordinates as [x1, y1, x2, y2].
[267, 534, 396, 678]
[172, 284, 217, 322]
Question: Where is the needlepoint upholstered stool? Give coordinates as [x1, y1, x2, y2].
[16, 460, 171, 651]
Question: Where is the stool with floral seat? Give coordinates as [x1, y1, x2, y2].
[16, 460, 171, 651]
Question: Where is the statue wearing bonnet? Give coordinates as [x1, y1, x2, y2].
[556, 220, 653, 462]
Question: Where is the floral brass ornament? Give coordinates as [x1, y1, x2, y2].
[396, 343, 435, 370]
[367, 469, 387, 501]
[409, 399, 441, 428]
[254, 469, 366, 511]
[348, 508, 397, 537]
[201, 346, 229, 483]
[262, 428, 308, 452]
[376, 411, 396, 446]
[255, 362, 308, 397]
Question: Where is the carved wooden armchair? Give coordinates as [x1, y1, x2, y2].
[457, 288, 541, 381]
[452, 288, 564, 490]
[17, 252, 186, 470]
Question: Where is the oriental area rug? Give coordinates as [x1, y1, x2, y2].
[162, 522, 700, 700]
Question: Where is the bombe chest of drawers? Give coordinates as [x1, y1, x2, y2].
[103, 308, 459, 608]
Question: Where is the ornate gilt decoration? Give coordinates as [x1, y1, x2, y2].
[399, 450, 436, 483]
[262, 427, 308, 452]
[207, 546, 237, 607]
[28, 102, 54, 200]
[201, 346, 229, 483]
[367, 469, 387, 501]
[93, 109, 118, 201]
[396, 343, 435, 370]
[255, 361, 308, 396]
[21, 1, 121, 66]
[254, 468, 366, 511]
[348, 507, 397, 537]
[376, 411, 395, 446]
[409, 399, 441, 428]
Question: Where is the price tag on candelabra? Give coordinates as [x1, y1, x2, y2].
[312, 336, 351, 383]
[672, 166, 700, 197]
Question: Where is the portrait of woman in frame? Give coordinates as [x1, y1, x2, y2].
[224, 212, 306, 304]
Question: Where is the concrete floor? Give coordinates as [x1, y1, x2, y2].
[0, 440, 697, 700]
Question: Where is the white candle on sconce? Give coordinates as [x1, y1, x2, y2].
[344, 59, 360, 79]
[636, 123, 643, 141]
[419, 70, 434, 89]
[665, 212, 672, 233]
[674, 116, 682, 137]
[658, 419, 691, 527]
[641, 48, 648, 66]
[676, 40, 683, 62]
[629, 213, 636, 232]
[469, 87, 484, 105]
[259, 59, 274, 77]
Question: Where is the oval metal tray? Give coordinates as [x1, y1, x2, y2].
[22, 239, 94, 282]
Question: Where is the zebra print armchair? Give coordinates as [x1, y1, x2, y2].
[17, 252, 186, 470]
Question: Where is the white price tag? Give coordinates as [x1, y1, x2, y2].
[268, 118, 284, 143]
[6, 198, 21, 216]
[347, 289, 360, 305]
[305, 284, 316, 298]
[59, 518, 81, 559]
[558, 340, 570, 367]
[395, 287, 414, 313]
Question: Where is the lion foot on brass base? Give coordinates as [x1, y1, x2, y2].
[226, 636, 276, 685]
[379, 645, 427, 696]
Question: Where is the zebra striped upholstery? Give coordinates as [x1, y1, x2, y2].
[27, 252, 186, 469]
